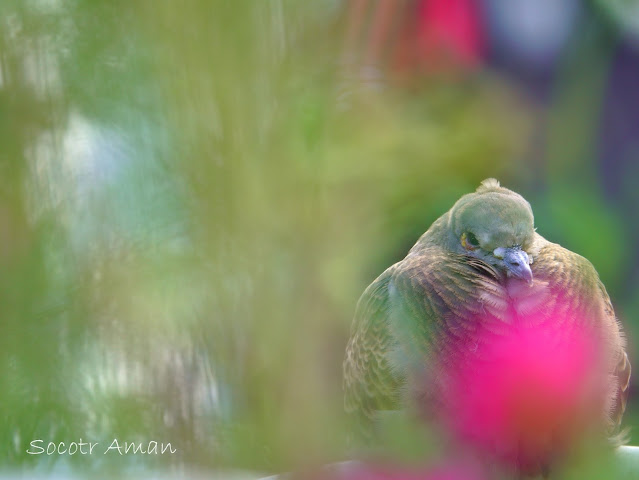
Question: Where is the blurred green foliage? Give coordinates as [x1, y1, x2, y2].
[0, 0, 637, 478]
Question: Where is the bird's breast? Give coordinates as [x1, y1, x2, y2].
[467, 276, 553, 335]
[504, 277, 553, 324]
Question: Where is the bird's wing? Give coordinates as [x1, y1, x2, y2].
[532, 238, 631, 435]
[598, 280, 632, 436]
[343, 247, 506, 428]
[343, 266, 401, 425]
[612, 348, 632, 433]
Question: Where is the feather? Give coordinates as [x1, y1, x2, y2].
[343, 179, 630, 474]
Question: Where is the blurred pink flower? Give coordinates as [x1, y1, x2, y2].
[414, 0, 484, 68]
[430, 299, 609, 474]
[341, 0, 485, 84]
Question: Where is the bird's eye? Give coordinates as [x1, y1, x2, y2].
[461, 232, 480, 250]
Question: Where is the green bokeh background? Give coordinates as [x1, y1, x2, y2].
[1, 1, 638, 477]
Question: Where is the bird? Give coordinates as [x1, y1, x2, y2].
[343, 179, 631, 476]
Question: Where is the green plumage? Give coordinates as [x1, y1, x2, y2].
[343, 179, 630, 440]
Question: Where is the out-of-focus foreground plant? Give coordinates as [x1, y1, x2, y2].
[0, 1, 636, 478]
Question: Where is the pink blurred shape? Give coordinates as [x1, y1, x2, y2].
[414, 0, 485, 68]
[434, 304, 609, 474]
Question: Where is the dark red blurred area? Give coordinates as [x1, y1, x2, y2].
[397, 0, 484, 74]
[343, 0, 485, 81]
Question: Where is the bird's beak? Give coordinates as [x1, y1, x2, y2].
[495, 246, 533, 284]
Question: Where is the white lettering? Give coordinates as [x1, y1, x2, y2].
[124, 442, 145, 454]
[26, 440, 44, 455]
[161, 443, 176, 454]
[103, 438, 123, 455]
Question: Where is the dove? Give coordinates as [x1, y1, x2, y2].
[343, 179, 631, 476]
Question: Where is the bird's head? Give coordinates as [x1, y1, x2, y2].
[448, 179, 535, 284]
